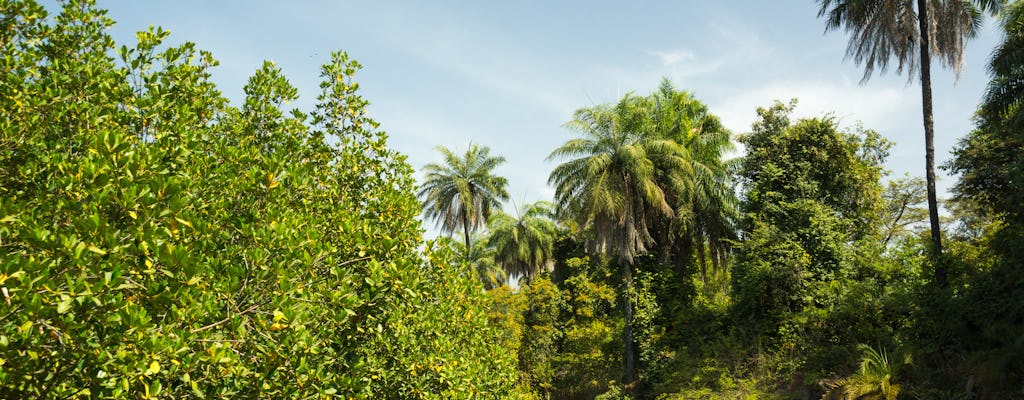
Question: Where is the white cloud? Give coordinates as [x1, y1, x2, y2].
[592, 19, 784, 99]
[710, 80, 915, 135]
[646, 49, 695, 66]
[369, 10, 580, 119]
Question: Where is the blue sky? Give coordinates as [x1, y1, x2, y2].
[76, 1, 1001, 226]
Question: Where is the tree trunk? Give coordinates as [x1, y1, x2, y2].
[917, 0, 946, 286]
[462, 213, 472, 262]
[673, 232, 694, 280]
[621, 257, 637, 394]
[710, 243, 722, 284]
[697, 235, 708, 286]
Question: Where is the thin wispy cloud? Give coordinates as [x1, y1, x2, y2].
[371, 7, 580, 118]
[594, 19, 784, 97]
[711, 80, 915, 135]
[647, 49, 696, 66]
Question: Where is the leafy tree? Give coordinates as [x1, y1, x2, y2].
[817, 0, 1002, 285]
[418, 144, 510, 256]
[548, 94, 685, 389]
[0, 1, 522, 398]
[516, 261, 621, 400]
[732, 100, 890, 339]
[881, 176, 929, 246]
[487, 201, 559, 284]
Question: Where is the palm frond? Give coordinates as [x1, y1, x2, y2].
[819, 0, 1001, 83]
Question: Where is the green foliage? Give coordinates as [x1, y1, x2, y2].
[0, 1, 519, 397]
[648, 80, 738, 285]
[822, 345, 911, 400]
[881, 176, 929, 246]
[949, 0, 1024, 225]
[928, 3, 1024, 397]
[487, 201, 559, 283]
[454, 235, 508, 291]
[733, 100, 890, 335]
[519, 277, 567, 394]
[547, 82, 736, 392]
[517, 260, 622, 400]
[547, 93, 679, 265]
[361, 242, 523, 399]
[11, 2, 1024, 399]
[484, 286, 542, 399]
[979, 0, 1024, 130]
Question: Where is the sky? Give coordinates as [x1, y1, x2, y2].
[62, 1, 1003, 230]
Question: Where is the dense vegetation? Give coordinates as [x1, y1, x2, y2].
[0, 1, 528, 398]
[2, 0, 1022, 399]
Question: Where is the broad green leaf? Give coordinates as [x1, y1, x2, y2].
[57, 296, 73, 314]
[147, 360, 161, 375]
[87, 245, 107, 256]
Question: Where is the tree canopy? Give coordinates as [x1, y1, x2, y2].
[0, 1, 524, 398]
[4, 1, 1023, 399]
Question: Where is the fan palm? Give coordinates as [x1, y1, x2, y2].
[418, 144, 510, 256]
[487, 201, 559, 285]
[817, 0, 1002, 285]
[548, 94, 686, 388]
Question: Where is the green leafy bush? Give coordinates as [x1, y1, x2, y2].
[0, 1, 519, 397]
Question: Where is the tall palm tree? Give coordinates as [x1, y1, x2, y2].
[817, 0, 1002, 285]
[487, 201, 559, 284]
[650, 80, 738, 284]
[548, 94, 686, 389]
[418, 144, 510, 256]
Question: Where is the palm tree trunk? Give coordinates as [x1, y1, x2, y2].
[697, 235, 709, 286]
[710, 243, 722, 284]
[620, 257, 637, 394]
[462, 213, 472, 261]
[674, 233, 694, 279]
[917, 0, 946, 286]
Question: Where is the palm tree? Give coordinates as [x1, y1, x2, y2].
[817, 0, 1002, 285]
[980, 0, 1023, 128]
[487, 201, 559, 284]
[822, 345, 911, 400]
[418, 144, 510, 256]
[547, 94, 686, 389]
[456, 235, 507, 290]
[650, 80, 738, 284]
